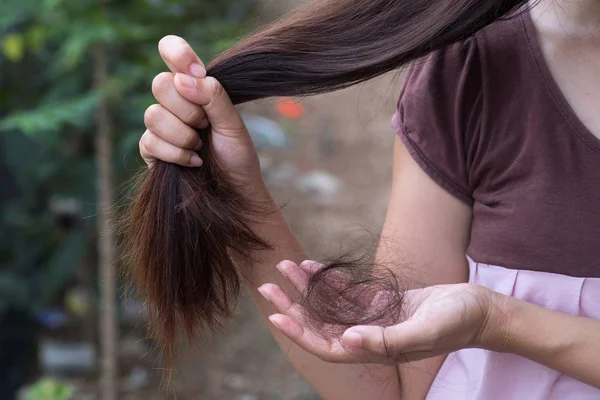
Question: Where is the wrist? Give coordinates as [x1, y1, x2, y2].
[232, 169, 272, 200]
[476, 290, 570, 355]
[474, 288, 514, 352]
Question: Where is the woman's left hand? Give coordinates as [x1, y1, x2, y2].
[258, 260, 504, 364]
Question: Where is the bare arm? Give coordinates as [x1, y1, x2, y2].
[484, 291, 600, 388]
[379, 137, 472, 399]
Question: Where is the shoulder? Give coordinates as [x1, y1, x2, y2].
[398, 12, 531, 134]
[401, 11, 529, 101]
[393, 38, 483, 206]
[391, 14, 531, 205]
[397, 36, 483, 152]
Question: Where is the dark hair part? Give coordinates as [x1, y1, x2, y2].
[123, 0, 530, 372]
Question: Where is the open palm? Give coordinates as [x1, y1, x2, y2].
[258, 260, 494, 365]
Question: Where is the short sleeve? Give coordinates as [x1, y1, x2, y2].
[392, 38, 482, 205]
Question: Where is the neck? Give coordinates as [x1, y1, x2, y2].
[532, 0, 600, 32]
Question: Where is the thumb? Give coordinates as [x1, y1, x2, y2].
[174, 73, 247, 138]
[342, 321, 429, 358]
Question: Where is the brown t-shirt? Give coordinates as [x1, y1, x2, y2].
[393, 11, 600, 278]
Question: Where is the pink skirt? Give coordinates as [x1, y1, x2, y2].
[426, 258, 600, 400]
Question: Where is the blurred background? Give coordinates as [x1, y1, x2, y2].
[1, 0, 403, 398]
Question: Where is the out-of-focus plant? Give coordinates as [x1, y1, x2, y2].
[0, 0, 255, 313]
[1, 2, 255, 397]
[23, 377, 73, 400]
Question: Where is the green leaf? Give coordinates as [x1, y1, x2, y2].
[2, 34, 26, 62]
[0, 0, 38, 30]
[26, 25, 49, 51]
[42, 0, 68, 12]
[0, 91, 102, 139]
[25, 377, 74, 400]
[58, 20, 118, 68]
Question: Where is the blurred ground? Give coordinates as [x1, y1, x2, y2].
[64, 2, 405, 399]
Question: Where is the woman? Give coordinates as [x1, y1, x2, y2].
[138, 0, 600, 398]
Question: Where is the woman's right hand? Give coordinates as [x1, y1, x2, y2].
[140, 35, 263, 187]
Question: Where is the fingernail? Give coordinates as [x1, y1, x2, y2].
[193, 137, 203, 151]
[177, 74, 196, 88]
[343, 331, 363, 347]
[257, 286, 271, 303]
[190, 154, 203, 166]
[269, 315, 282, 330]
[189, 62, 206, 78]
[276, 263, 288, 278]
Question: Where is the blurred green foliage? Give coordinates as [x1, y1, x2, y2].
[24, 377, 73, 400]
[0, 0, 255, 313]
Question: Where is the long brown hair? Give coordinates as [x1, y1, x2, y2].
[124, 0, 530, 369]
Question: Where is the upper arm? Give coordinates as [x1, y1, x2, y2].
[378, 136, 473, 399]
[379, 136, 472, 287]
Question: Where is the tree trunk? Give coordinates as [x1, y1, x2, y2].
[94, 41, 118, 400]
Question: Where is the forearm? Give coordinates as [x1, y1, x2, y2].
[485, 291, 600, 388]
[239, 183, 401, 400]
